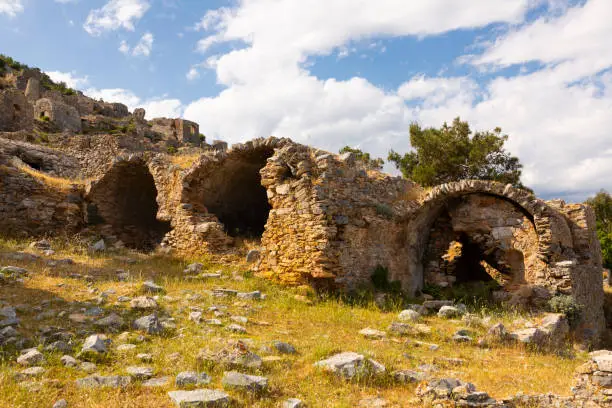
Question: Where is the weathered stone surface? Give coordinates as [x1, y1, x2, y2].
[133, 314, 163, 334]
[167, 389, 230, 407]
[80, 334, 108, 356]
[221, 371, 268, 393]
[17, 349, 45, 366]
[359, 328, 386, 339]
[398, 309, 421, 322]
[314, 352, 385, 380]
[176, 371, 211, 387]
[126, 366, 154, 380]
[130, 296, 158, 310]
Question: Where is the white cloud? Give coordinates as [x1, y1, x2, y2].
[46, 71, 90, 89]
[179, 0, 612, 201]
[118, 32, 154, 57]
[0, 0, 24, 17]
[84, 0, 150, 36]
[186, 67, 200, 81]
[132, 32, 154, 56]
[84, 87, 183, 119]
[118, 40, 130, 55]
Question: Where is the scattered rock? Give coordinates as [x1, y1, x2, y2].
[398, 309, 421, 322]
[236, 291, 262, 300]
[94, 313, 124, 329]
[183, 263, 203, 274]
[61, 355, 78, 367]
[271, 341, 296, 354]
[130, 296, 158, 310]
[133, 314, 163, 334]
[76, 375, 131, 388]
[142, 281, 164, 294]
[52, 400, 68, 408]
[359, 328, 386, 339]
[90, 239, 106, 252]
[510, 328, 547, 345]
[168, 389, 230, 407]
[392, 369, 425, 384]
[283, 398, 306, 408]
[358, 396, 388, 407]
[176, 371, 212, 387]
[17, 349, 45, 366]
[80, 334, 108, 357]
[314, 352, 385, 380]
[197, 340, 262, 370]
[222, 371, 268, 393]
[245, 249, 260, 263]
[438, 306, 464, 319]
[226, 324, 246, 334]
[126, 366, 154, 380]
[142, 376, 171, 387]
[79, 362, 98, 373]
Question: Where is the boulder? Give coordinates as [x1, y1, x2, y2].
[222, 371, 268, 393]
[167, 389, 230, 407]
[314, 352, 385, 380]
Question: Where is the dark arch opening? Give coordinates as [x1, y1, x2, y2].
[87, 163, 170, 250]
[204, 149, 273, 238]
[420, 194, 533, 297]
[185, 147, 274, 239]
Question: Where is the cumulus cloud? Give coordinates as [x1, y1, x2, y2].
[46, 71, 90, 89]
[132, 32, 154, 56]
[84, 0, 150, 36]
[178, 0, 612, 200]
[0, 0, 24, 17]
[118, 32, 154, 57]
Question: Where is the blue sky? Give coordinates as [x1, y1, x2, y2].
[1, 0, 611, 202]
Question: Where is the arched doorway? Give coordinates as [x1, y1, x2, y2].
[415, 191, 546, 298]
[86, 161, 170, 250]
[183, 146, 274, 239]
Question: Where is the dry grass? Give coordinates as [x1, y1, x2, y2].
[0, 236, 588, 407]
[16, 163, 90, 191]
[169, 153, 202, 170]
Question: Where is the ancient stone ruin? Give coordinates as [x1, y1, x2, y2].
[0, 61, 606, 344]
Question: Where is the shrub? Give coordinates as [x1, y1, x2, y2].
[370, 265, 401, 293]
[375, 204, 393, 219]
[167, 146, 177, 154]
[548, 295, 582, 327]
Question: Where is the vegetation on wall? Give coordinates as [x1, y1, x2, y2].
[339, 146, 384, 170]
[388, 117, 530, 191]
[586, 189, 612, 269]
[0, 54, 77, 96]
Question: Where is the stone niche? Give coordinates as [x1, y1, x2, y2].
[85, 157, 170, 250]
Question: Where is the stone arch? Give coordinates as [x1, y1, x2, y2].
[405, 180, 574, 295]
[181, 137, 288, 239]
[85, 157, 170, 250]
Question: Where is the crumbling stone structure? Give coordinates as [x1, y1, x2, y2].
[0, 89, 33, 132]
[34, 98, 81, 132]
[149, 118, 200, 145]
[0, 128, 605, 342]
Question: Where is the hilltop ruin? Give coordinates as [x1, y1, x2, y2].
[0, 58, 606, 343]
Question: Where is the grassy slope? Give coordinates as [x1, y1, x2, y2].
[0, 237, 585, 408]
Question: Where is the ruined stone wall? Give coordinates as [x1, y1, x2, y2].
[257, 144, 420, 289]
[0, 89, 33, 132]
[34, 98, 81, 133]
[422, 194, 548, 290]
[0, 151, 83, 237]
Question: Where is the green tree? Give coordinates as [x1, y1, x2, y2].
[339, 146, 384, 170]
[388, 117, 528, 190]
[586, 190, 612, 269]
